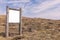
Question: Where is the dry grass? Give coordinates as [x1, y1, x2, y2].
[0, 15, 60, 40]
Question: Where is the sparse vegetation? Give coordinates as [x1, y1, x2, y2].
[0, 15, 60, 40]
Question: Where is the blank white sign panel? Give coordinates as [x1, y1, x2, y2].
[8, 9, 20, 23]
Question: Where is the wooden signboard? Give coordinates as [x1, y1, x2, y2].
[6, 6, 22, 37]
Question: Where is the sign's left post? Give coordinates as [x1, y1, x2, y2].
[5, 6, 9, 37]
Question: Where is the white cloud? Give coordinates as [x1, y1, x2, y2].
[23, 0, 60, 20]
[34, 7, 60, 20]
[0, 0, 30, 4]
[7, 0, 30, 3]
[29, 0, 60, 14]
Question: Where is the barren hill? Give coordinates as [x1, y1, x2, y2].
[0, 15, 60, 40]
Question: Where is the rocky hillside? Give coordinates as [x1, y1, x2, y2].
[0, 15, 60, 40]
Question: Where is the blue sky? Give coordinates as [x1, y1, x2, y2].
[0, 0, 60, 20]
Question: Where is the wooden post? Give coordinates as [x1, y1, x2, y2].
[6, 6, 9, 37]
[19, 8, 22, 35]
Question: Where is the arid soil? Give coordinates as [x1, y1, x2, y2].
[0, 15, 60, 40]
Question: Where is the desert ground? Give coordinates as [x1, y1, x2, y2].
[0, 15, 60, 40]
